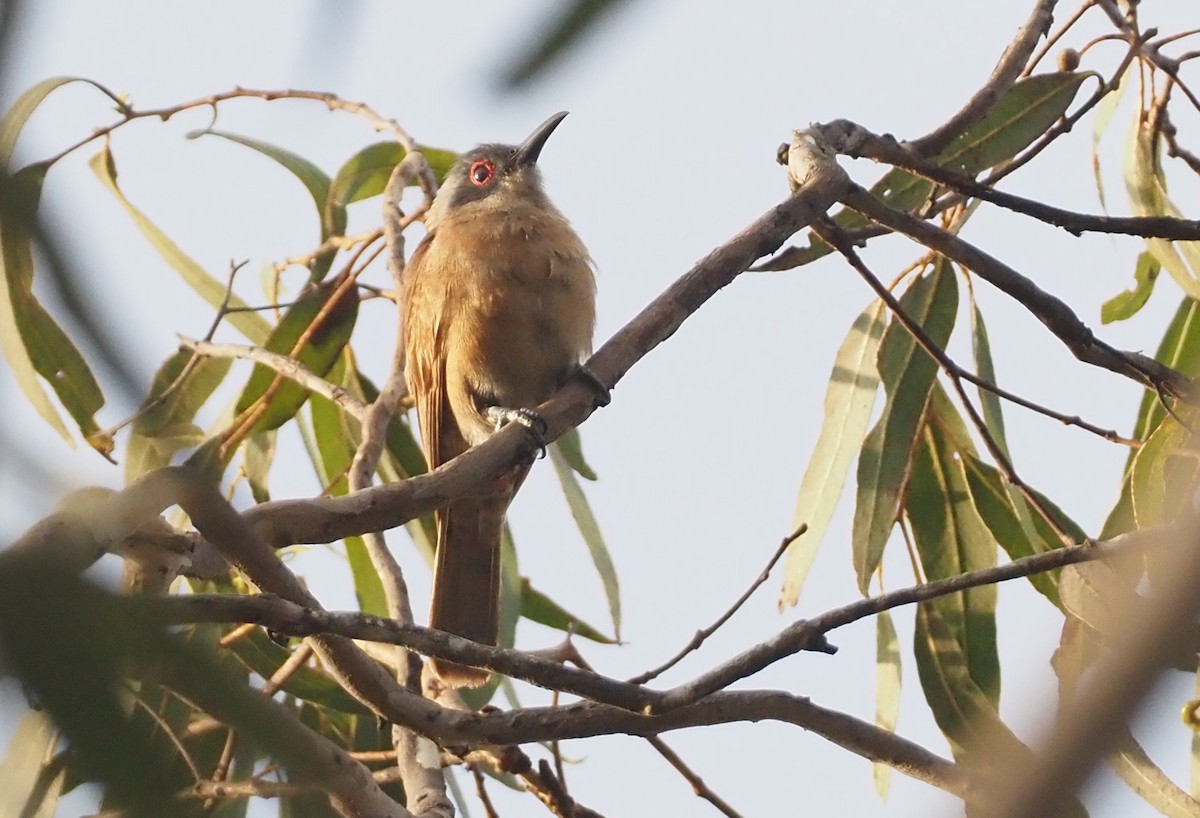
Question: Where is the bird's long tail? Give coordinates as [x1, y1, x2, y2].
[428, 469, 525, 687]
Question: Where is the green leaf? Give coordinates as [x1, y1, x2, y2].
[193, 129, 344, 281]
[781, 299, 885, 607]
[873, 610, 901, 801]
[549, 443, 621, 639]
[914, 603, 1028, 762]
[1105, 296, 1200, 538]
[1102, 251, 1160, 324]
[1, 163, 106, 448]
[553, 427, 597, 481]
[125, 348, 231, 481]
[853, 262, 958, 593]
[500, 0, 628, 88]
[223, 626, 369, 715]
[244, 430, 276, 503]
[1109, 733, 1200, 818]
[0, 710, 64, 818]
[961, 453, 1086, 608]
[1124, 116, 1200, 300]
[233, 277, 359, 432]
[520, 581, 615, 644]
[354, 364, 438, 558]
[970, 305, 1008, 457]
[905, 405, 999, 705]
[90, 146, 270, 343]
[328, 142, 458, 208]
[1129, 418, 1190, 529]
[308, 370, 389, 618]
[1, 77, 107, 165]
[1133, 296, 1200, 446]
[1091, 67, 1128, 213]
[937, 72, 1088, 174]
[760, 73, 1088, 270]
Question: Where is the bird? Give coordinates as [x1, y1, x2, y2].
[401, 112, 602, 687]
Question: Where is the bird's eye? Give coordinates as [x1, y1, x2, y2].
[469, 159, 495, 186]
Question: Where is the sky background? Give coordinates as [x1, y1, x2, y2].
[2, 2, 1199, 816]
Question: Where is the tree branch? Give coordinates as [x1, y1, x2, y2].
[909, 0, 1058, 155]
[841, 184, 1193, 399]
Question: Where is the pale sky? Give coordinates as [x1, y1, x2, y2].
[2, 2, 1199, 816]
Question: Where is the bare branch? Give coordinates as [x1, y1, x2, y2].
[909, 0, 1058, 155]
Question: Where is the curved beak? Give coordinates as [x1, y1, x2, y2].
[512, 111, 569, 167]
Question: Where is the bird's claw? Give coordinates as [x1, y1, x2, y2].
[575, 364, 611, 407]
[486, 406, 549, 458]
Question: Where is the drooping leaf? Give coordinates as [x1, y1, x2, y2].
[853, 262, 958, 593]
[0, 77, 107, 165]
[1059, 561, 1139, 637]
[0, 169, 70, 440]
[905, 401, 999, 705]
[90, 145, 270, 343]
[969, 304, 1008, 458]
[1124, 115, 1200, 300]
[913, 602, 1026, 761]
[554, 428, 597, 481]
[125, 348, 231, 482]
[1, 164, 105, 447]
[1129, 417, 1194, 530]
[353, 363, 437, 557]
[781, 299, 885, 607]
[244, 430, 277, 503]
[1108, 733, 1200, 818]
[760, 73, 1088, 270]
[1105, 296, 1200, 538]
[520, 580, 615, 644]
[1132, 296, 1200, 448]
[233, 277, 359, 433]
[961, 453, 1087, 608]
[192, 129, 344, 281]
[0, 563, 181, 816]
[499, 0, 632, 88]
[872, 610, 901, 801]
[549, 443, 621, 639]
[1091, 67, 1128, 213]
[308, 367, 389, 618]
[1102, 251, 1161, 324]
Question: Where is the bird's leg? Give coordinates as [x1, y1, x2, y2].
[486, 406, 548, 457]
[574, 363, 611, 407]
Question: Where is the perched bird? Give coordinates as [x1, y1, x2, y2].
[402, 112, 600, 687]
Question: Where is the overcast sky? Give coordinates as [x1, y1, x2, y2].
[3, 2, 1200, 816]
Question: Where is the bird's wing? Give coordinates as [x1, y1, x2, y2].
[403, 232, 454, 471]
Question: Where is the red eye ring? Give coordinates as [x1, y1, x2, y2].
[469, 159, 496, 186]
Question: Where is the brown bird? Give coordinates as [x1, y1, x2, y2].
[401, 112, 601, 687]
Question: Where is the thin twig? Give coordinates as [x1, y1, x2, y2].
[627, 523, 808, 685]
[910, 0, 1058, 155]
[178, 337, 368, 421]
[646, 736, 744, 818]
[43, 86, 422, 168]
[1024, 0, 1098, 76]
[470, 766, 501, 818]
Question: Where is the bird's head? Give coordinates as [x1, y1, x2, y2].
[425, 111, 568, 228]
